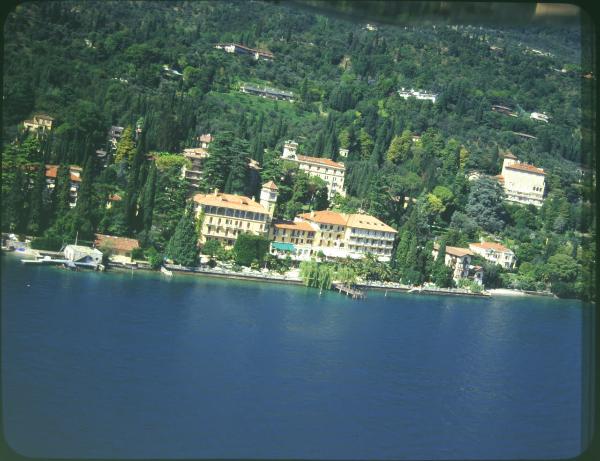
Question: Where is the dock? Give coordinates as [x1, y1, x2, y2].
[332, 283, 366, 299]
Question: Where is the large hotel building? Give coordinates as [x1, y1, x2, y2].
[281, 140, 346, 198]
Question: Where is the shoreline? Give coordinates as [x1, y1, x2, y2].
[4, 249, 559, 300]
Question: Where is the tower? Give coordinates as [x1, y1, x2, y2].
[282, 140, 298, 159]
[501, 151, 517, 175]
[260, 181, 279, 218]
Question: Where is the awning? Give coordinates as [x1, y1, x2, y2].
[271, 242, 295, 252]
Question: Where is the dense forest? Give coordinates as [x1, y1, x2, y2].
[1, 1, 595, 300]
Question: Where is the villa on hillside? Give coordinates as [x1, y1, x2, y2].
[398, 88, 438, 103]
[240, 84, 294, 102]
[193, 182, 278, 248]
[23, 114, 54, 131]
[281, 140, 346, 198]
[215, 43, 274, 61]
[469, 241, 516, 269]
[181, 134, 261, 190]
[94, 234, 140, 263]
[432, 244, 474, 280]
[496, 152, 546, 207]
[270, 210, 397, 262]
[44, 165, 82, 208]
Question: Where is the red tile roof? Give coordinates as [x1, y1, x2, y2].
[298, 210, 348, 226]
[45, 165, 82, 182]
[505, 162, 545, 175]
[469, 242, 512, 253]
[434, 244, 473, 257]
[262, 180, 278, 190]
[296, 154, 345, 169]
[94, 234, 140, 252]
[108, 194, 122, 202]
[274, 221, 316, 232]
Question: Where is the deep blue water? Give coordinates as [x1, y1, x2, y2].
[1, 255, 587, 459]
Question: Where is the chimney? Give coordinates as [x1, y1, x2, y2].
[310, 210, 315, 218]
[213, 188, 218, 196]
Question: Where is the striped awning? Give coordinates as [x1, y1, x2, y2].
[271, 242, 295, 252]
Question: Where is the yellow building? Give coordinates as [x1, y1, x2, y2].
[432, 244, 473, 280]
[288, 210, 397, 262]
[193, 183, 277, 248]
[498, 152, 546, 207]
[269, 221, 317, 260]
[281, 141, 346, 198]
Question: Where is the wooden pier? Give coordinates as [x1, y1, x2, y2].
[332, 283, 366, 299]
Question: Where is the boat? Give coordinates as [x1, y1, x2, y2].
[160, 266, 173, 277]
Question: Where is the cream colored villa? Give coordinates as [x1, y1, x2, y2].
[469, 241, 516, 269]
[432, 244, 473, 280]
[23, 114, 54, 131]
[281, 141, 346, 198]
[497, 152, 546, 207]
[270, 210, 397, 262]
[193, 183, 278, 248]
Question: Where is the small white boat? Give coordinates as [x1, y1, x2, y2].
[160, 266, 173, 277]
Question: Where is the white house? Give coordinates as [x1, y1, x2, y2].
[432, 244, 473, 280]
[469, 241, 516, 269]
[64, 245, 103, 265]
[530, 112, 550, 123]
[497, 152, 546, 207]
[398, 88, 438, 103]
[282, 141, 346, 198]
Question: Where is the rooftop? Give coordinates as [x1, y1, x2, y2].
[273, 221, 315, 232]
[95, 234, 140, 252]
[470, 241, 513, 253]
[434, 244, 473, 257]
[505, 162, 545, 175]
[298, 210, 348, 226]
[503, 151, 517, 159]
[346, 213, 397, 233]
[296, 155, 345, 169]
[262, 180, 278, 191]
[194, 191, 268, 214]
[199, 133, 213, 143]
[65, 244, 102, 255]
[45, 165, 82, 182]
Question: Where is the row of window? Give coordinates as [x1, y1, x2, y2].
[202, 206, 267, 221]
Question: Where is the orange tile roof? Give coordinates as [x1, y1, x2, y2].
[298, 210, 349, 226]
[274, 221, 316, 232]
[95, 234, 140, 252]
[469, 241, 512, 253]
[108, 194, 122, 202]
[496, 174, 505, 183]
[193, 192, 268, 214]
[262, 180, 278, 190]
[296, 154, 345, 169]
[434, 244, 473, 257]
[505, 162, 545, 175]
[346, 213, 397, 233]
[45, 165, 82, 182]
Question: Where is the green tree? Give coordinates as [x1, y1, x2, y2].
[27, 163, 47, 235]
[114, 126, 135, 165]
[166, 202, 199, 266]
[232, 233, 270, 266]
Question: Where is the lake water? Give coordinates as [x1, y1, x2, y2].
[1, 255, 590, 459]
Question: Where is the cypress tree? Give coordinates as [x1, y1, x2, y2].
[27, 163, 47, 235]
[6, 168, 26, 232]
[140, 161, 157, 233]
[54, 164, 72, 217]
[166, 202, 199, 267]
